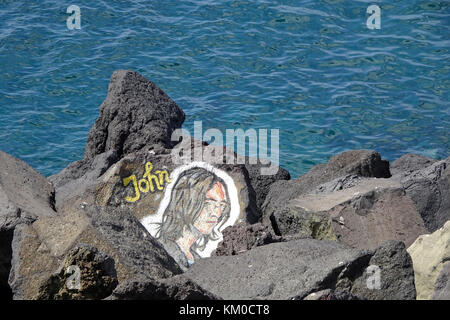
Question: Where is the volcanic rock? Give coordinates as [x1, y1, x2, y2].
[431, 262, 450, 300]
[107, 275, 219, 300]
[391, 154, 437, 176]
[244, 163, 290, 209]
[269, 177, 428, 249]
[84, 70, 185, 159]
[213, 223, 284, 256]
[8, 199, 182, 299]
[184, 239, 416, 300]
[303, 289, 362, 300]
[262, 150, 391, 227]
[392, 156, 450, 232]
[35, 245, 118, 300]
[0, 151, 57, 299]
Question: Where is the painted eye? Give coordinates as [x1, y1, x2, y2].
[204, 200, 228, 212]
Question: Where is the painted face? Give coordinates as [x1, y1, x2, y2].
[193, 182, 228, 235]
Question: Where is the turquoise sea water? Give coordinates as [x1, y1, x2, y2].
[0, 0, 449, 178]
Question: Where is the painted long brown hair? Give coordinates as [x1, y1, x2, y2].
[154, 167, 231, 252]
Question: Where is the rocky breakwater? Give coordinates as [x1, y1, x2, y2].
[1, 70, 448, 300]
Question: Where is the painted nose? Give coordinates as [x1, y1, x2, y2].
[210, 204, 222, 218]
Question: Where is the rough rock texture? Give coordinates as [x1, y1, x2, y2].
[303, 289, 362, 300]
[49, 150, 119, 208]
[392, 156, 450, 232]
[35, 245, 118, 300]
[0, 230, 13, 299]
[107, 275, 219, 300]
[0, 150, 56, 230]
[270, 177, 428, 249]
[0, 151, 57, 299]
[8, 199, 182, 300]
[263, 152, 449, 250]
[262, 150, 391, 227]
[213, 223, 284, 256]
[245, 163, 290, 209]
[407, 220, 450, 300]
[84, 70, 185, 159]
[313, 174, 365, 194]
[391, 154, 437, 176]
[343, 240, 416, 300]
[184, 239, 416, 300]
[270, 206, 336, 241]
[431, 262, 450, 300]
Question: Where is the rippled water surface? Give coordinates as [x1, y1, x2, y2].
[0, 0, 449, 177]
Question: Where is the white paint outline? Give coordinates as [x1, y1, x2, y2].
[140, 161, 240, 258]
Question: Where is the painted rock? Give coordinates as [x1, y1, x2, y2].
[46, 69, 284, 274]
[93, 142, 260, 270]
